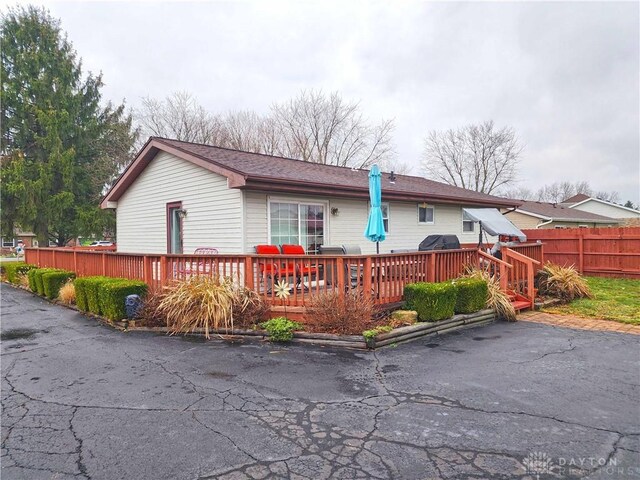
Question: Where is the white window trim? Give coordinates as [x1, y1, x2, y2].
[2, 238, 15, 248]
[418, 204, 435, 225]
[267, 197, 329, 249]
[462, 211, 475, 233]
[381, 202, 390, 233]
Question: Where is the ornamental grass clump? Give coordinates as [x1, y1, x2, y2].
[231, 286, 270, 328]
[537, 263, 592, 301]
[462, 268, 516, 321]
[58, 281, 76, 305]
[158, 276, 235, 338]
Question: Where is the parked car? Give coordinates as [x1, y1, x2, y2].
[88, 241, 114, 247]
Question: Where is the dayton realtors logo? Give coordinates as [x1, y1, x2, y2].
[523, 452, 554, 479]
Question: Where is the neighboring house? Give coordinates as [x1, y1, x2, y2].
[101, 137, 519, 255]
[504, 201, 619, 230]
[1, 229, 37, 250]
[561, 194, 640, 220]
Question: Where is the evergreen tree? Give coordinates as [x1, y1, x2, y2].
[1, 6, 137, 245]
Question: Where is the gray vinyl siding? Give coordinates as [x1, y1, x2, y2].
[243, 191, 483, 254]
[115, 151, 243, 254]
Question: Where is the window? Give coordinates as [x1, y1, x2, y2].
[462, 211, 475, 232]
[381, 203, 389, 233]
[167, 202, 183, 254]
[269, 201, 325, 253]
[2, 238, 15, 248]
[418, 204, 434, 224]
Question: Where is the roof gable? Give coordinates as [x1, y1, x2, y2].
[101, 137, 520, 209]
[515, 201, 619, 223]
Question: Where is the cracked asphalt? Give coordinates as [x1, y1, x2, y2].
[1, 285, 639, 480]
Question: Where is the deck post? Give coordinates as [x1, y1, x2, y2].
[363, 257, 372, 299]
[336, 257, 345, 292]
[160, 256, 168, 287]
[143, 255, 150, 286]
[499, 263, 508, 291]
[428, 253, 436, 282]
[244, 257, 254, 290]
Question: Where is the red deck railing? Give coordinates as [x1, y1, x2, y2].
[24, 243, 544, 316]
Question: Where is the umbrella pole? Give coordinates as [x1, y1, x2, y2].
[376, 242, 379, 254]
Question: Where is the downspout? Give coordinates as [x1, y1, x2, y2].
[537, 219, 554, 228]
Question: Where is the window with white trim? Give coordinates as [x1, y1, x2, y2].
[269, 201, 325, 253]
[381, 203, 389, 233]
[418, 204, 434, 224]
[462, 211, 475, 232]
[2, 238, 15, 248]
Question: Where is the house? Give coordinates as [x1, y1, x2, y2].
[561, 194, 640, 221]
[101, 137, 519, 254]
[1, 229, 37, 251]
[504, 200, 619, 230]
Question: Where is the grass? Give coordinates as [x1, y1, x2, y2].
[543, 276, 640, 325]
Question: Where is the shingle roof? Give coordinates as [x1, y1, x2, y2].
[562, 193, 591, 204]
[517, 200, 618, 223]
[151, 137, 517, 207]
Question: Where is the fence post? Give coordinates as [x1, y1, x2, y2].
[37, 248, 40, 266]
[102, 253, 107, 276]
[52, 248, 56, 268]
[73, 251, 78, 273]
[578, 233, 584, 274]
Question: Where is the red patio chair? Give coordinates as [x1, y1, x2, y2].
[255, 245, 296, 291]
[281, 244, 318, 289]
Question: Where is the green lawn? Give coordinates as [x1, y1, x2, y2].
[543, 276, 640, 325]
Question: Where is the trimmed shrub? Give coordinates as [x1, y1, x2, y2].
[403, 282, 457, 322]
[27, 268, 38, 292]
[31, 268, 63, 295]
[42, 270, 76, 300]
[452, 278, 488, 314]
[3, 262, 37, 284]
[98, 280, 148, 321]
[74, 276, 125, 314]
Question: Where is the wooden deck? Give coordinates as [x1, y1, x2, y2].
[25, 244, 544, 318]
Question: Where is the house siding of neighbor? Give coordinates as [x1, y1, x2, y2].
[104, 137, 519, 255]
[504, 200, 619, 230]
[565, 197, 640, 220]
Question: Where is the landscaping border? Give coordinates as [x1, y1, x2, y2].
[2, 282, 497, 350]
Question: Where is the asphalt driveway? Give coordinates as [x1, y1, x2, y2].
[1, 285, 639, 479]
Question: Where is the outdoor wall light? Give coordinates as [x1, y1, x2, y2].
[331, 207, 340, 216]
[177, 208, 188, 219]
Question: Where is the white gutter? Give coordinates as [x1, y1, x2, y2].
[537, 219, 554, 228]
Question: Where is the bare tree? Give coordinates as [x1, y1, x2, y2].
[271, 90, 395, 168]
[136, 91, 226, 146]
[422, 121, 522, 194]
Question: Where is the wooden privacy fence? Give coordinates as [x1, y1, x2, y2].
[522, 227, 640, 279]
[25, 244, 544, 314]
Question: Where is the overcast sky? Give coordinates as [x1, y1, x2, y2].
[5, 0, 640, 203]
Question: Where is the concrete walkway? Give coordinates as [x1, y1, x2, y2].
[520, 311, 640, 335]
